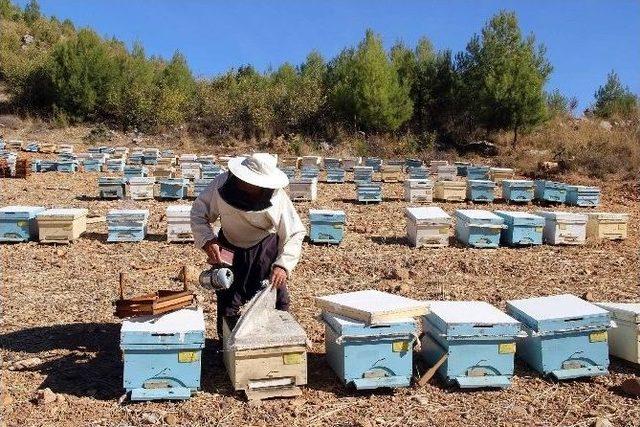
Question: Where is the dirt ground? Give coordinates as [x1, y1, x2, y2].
[0, 157, 638, 426]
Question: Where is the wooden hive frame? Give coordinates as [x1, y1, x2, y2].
[114, 266, 195, 318]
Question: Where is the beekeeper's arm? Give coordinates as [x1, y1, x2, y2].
[271, 192, 306, 285]
[191, 173, 225, 262]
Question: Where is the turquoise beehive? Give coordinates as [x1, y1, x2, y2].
[0, 206, 46, 242]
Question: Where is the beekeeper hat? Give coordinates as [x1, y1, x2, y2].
[227, 153, 289, 189]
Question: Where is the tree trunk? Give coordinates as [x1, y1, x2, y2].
[512, 124, 519, 148]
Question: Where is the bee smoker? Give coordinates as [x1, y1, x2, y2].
[199, 266, 234, 290]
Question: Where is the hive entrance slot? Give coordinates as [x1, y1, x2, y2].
[564, 317, 584, 322]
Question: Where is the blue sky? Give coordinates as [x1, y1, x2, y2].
[17, 0, 640, 112]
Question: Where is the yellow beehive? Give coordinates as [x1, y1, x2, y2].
[434, 180, 466, 202]
[36, 208, 88, 244]
[586, 213, 629, 240]
[380, 164, 403, 183]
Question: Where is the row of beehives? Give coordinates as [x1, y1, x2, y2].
[306, 207, 628, 247]
[0, 205, 199, 244]
[97, 173, 222, 201]
[120, 289, 639, 401]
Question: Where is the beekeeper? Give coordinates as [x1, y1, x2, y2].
[191, 153, 305, 337]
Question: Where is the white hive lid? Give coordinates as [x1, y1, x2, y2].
[587, 212, 629, 221]
[121, 307, 205, 333]
[507, 294, 608, 321]
[166, 205, 192, 215]
[536, 211, 588, 222]
[316, 290, 428, 324]
[406, 206, 450, 222]
[494, 210, 540, 219]
[309, 209, 344, 216]
[455, 209, 500, 221]
[0, 205, 44, 214]
[427, 301, 519, 325]
[38, 208, 88, 219]
[595, 302, 640, 323]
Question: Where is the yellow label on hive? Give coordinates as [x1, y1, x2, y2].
[439, 227, 449, 234]
[498, 343, 516, 354]
[178, 351, 199, 363]
[283, 353, 303, 365]
[559, 224, 567, 230]
[17, 220, 27, 227]
[535, 227, 543, 232]
[392, 341, 410, 352]
[589, 331, 607, 343]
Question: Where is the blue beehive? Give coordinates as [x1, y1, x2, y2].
[106, 158, 125, 172]
[201, 164, 223, 180]
[466, 180, 496, 203]
[87, 146, 106, 154]
[159, 178, 189, 199]
[106, 209, 149, 242]
[39, 160, 58, 172]
[534, 180, 567, 204]
[128, 153, 144, 165]
[466, 165, 490, 180]
[0, 206, 46, 242]
[56, 160, 77, 173]
[124, 165, 149, 180]
[565, 185, 600, 207]
[121, 308, 205, 401]
[24, 142, 39, 152]
[454, 161, 471, 177]
[405, 158, 423, 169]
[495, 211, 544, 246]
[301, 166, 320, 179]
[325, 168, 346, 183]
[83, 159, 104, 172]
[323, 312, 417, 390]
[193, 178, 213, 197]
[364, 157, 382, 172]
[421, 301, 523, 389]
[357, 183, 382, 203]
[408, 166, 428, 180]
[98, 177, 126, 199]
[502, 179, 535, 203]
[506, 294, 611, 380]
[353, 166, 374, 184]
[454, 209, 505, 248]
[309, 209, 346, 244]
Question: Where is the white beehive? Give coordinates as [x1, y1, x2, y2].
[595, 302, 640, 364]
[404, 179, 434, 203]
[537, 211, 587, 245]
[166, 205, 194, 243]
[405, 206, 451, 247]
[128, 177, 156, 200]
[288, 178, 317, 202]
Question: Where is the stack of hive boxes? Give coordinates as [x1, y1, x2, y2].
[106, 209, 149, 242]
[180, 162, 202, 180]
[404, 179, 433, 203]
[36, 208, 88, 244]
[353, 166, 374, 184]
[128, 177, 156, 200]
[98, 177, 126, 199]
[166, 205, 194, 242]
[356, 182, 382, 203]
[316, 290, 427, 390]
[502, 179, 535, 203]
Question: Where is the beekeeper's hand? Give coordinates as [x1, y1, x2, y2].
[270, 266, 287, 289]
[203, 239, 222, 265]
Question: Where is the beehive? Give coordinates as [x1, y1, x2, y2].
[405, 206, 451, 248]
[83, 158, 104, 172]
[454, 209, 505, 248]
[421, 301, 522, 389]
[180, 162, 202, 180]
[106, 158, 125, 172]
[406, 158, 424, 169]
[288, 178, 317, 202]
[280, 156, 301, 169]
[0, 206, 46, 242]
[39, 142, 57, 154]
[537, 211, 587, 245]
[323, 157, 341, 170]
[123, 165, 148, 180]
[356, 183, 382, 203]
[36, 208, 88, 244]
[433, 180, 466, 202]
[128, 152, 144, 165]
[507, 294, 611, 380]
[586, 212, 629, 240]
[201, 164, 223, 180]
[495, 211, 544, 246]
[407, 166, 428, 180]
[534, 179, 567, 204]
[113, 147, 129, 158]
[128, 177, 156, 200]
[223, 287, 307, 400]
[152, 166, 176, 179]
[159, 178, 189, 199]
[166, 205, 194, 243]
[429, 160, 449, 175]
[281, 166, 297, 180]
[98, 177, 126, 199]
[565, 185, 601, 207]
[341, 157, 360, 171]
[595, 302, 640, 365]
[301, 155, 321, 169]
[404, 179, 433, 203]
[23, 142, 39, 152]
[466, 180, 496, 203]
[364, 157, 382, 172]
[121, 308, 205, 401]
[324, 168, 345, 183]
[467, 165, 490, 181]
[56, 160, 77, 173]
[380, 164, 403, 182]
[106, 209, 149, 242]
[57, 144, 74, 154]
[323, 313, 417, 390]
[179, 154, 198, 164]
[502, 180, 535, 203]
[436, 165, 457, 181]
[353, 166, 374, 184]
[39, 160, 58, 172]
[142, 148, 160, 165]
[454, 161, 471, 176]
[489, 167, 514, 182]
[309, 209, 345, 244]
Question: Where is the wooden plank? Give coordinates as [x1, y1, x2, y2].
[417, 353, 448, 387]
[245, 386, 302, 401]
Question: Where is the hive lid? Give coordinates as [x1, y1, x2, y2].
[467, 179, 495, 186]
[586, 212, 629, 221]
[405, 206, 450, 222]
[166, 205, 192, 215]
[494, 211, 545, 226]
[121, 307, 205, 334]
[506, 294, 610, 332]
[107, 209, 149, 220]
[227, 286, 307, 350]
[595, 302, 640, 324]
[427, 301, 519, 325]
[37, 208, 88, 219]
[309, 209, 346, 221]
[455, 209, 502, 222]
[0, 205, 46, 218]
[128, 177, 155, 184]
[502, 179, 534, 186]
[322, 312, 417, 336]
[536, 211, 588, 222]
[315, 290, 428, 325]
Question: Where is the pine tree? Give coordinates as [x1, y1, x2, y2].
[593, 71, 638, 119]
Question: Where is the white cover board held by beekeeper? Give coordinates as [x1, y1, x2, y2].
[315, 290, 429, 324]
[223, 284, 308, 400]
